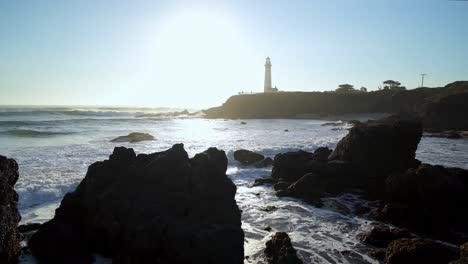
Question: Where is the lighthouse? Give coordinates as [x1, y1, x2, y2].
[264, 57, 278, 93]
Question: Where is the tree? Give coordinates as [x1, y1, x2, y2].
[360, 87, 368, 92]
[336, 84, 356, 93]
[383, 80, 406, 91]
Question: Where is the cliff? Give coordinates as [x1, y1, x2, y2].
[203, 81, 468, 131]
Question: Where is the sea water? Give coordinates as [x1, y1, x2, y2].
[1, 106, 467, 263]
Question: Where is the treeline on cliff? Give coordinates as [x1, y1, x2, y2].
[204, 81, 468, 131]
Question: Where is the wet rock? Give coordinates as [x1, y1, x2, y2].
[234, 149, 264, 165]
[360, 226, 412, 248]
[264, 232, 302, 264]
[18, 223, 42, 233]
[271, 147, 331, 183]
[110, 132, 155, 143]
[273, 181, 290, 192]
[264, 226, 273, 232]
[369, 249, 386, 260]
[385, 238, 459, 264]
[283, 173, 326, 206]
[0, 155, 21, 263]
[240, 121, 247, 125]
[252, 177, 277, 187]
[384, 164, 468, 234]
[353, 203, 370, 215]
[255, 157, 274, 168]
[28, 144, 244, 264]
[329, 114, 422, 196]
[347, 120, 361, 126]
[451, 242, 468, 264]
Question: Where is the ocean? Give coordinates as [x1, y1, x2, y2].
[1, 106, 467, 263]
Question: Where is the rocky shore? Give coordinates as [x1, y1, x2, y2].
[250, 114, 468, 263]
[29, 144, 244, 263]
[1, 114, 467, 263]
[0, 156, 21, 263]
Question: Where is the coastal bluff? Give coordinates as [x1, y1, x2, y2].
[204, 81, 468, 131]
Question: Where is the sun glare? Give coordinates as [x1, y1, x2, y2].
[143, 9, 254, 108]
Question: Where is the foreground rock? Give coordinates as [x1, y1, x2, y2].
[0, 155, 21, 263]
[233, 149, 264, 165]
[264, 232, 302, 264]
[383, 163, 468, 237]
[451, 242, 468, 264]
[360, 226, 412, 248]
[29, 144, 244, 264]
[385, 238, 459, 264]
[110, 132, 155, 143]
[272, 147, 331, 183]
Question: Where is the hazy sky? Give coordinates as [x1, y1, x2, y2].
[1, 0, 467, 108]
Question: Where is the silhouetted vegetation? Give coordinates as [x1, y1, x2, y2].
[204, 81, 468, 131]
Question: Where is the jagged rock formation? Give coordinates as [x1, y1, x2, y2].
[385, 238, 459, 264]
[0, 155, 21, 263]
[29, 144, 244, 264]
[264, 232, 302, 264]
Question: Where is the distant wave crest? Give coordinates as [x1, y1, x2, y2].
[0, 129, 74, 137]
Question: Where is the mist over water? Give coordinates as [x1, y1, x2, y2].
[1, 106, 467, 263]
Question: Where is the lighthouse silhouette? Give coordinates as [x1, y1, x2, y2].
[264, 57, 278, 93]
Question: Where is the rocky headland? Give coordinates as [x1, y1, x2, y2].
[204, 81, 468, 132]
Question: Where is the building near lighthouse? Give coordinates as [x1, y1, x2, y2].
[264, 57, 278, 93]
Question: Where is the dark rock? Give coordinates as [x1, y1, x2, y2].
[353, 203, 370, 215]
[110, 132, 155, 143]
[271, 147, 331, 183]
[18, 223, 42, 233]
[384, 164, 468, 234]
[240, 122, 247, 125]
[369, 249, 386, 260]
[422, 89, 468, 132]
[264, 226, 273, 232]
[284, 129, 289, 132]
[273, 181, 290, 192]
[28, 144, 244, 264]
[360, 226, 412, 248]
[283, 173, 326, 205]
[255, 157, 274, 168]
[385, 238, 459, 264]
[329, 114, 422, 196]
[347, 120, 361, 126]
[234, 149, 264, 165]
[0, 155, 21, 263]
[451, 242, 468, 264]
[252, 177, 277, 187]
[264, 232, 302, 264]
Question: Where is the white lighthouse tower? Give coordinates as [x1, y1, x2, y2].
[263, 57, 278, 93]
[264, 57, 272, 93]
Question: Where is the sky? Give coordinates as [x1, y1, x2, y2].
[0, 0, 467, 108]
